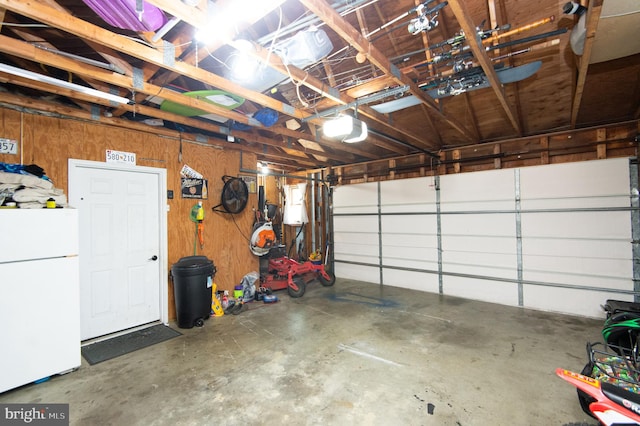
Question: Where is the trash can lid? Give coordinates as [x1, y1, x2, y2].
[174, 255, 210, 267]
[172, 256, 216, 276]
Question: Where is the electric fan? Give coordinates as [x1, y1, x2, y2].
[212, 175, 249, 214]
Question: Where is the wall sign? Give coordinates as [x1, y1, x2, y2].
[240, 175, 257, 194]
[181, 178, 208, 199]
[106, 149, 136, 165]
[0, 138, 18, 154]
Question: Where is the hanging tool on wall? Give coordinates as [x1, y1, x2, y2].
[190, 201, 205, 255]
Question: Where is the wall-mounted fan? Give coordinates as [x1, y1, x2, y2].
[212, 175, 249, 214]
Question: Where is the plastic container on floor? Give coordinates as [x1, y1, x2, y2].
[171, 256, 216, 329]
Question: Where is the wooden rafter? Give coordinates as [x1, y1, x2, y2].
[447, 0, 522, 135]
[150, 1, 434, 152]
[0, 39, 376, 163]
[299, 0, 475, 142]
[0, 89, 327, 170]
[147, 0, 272, 89]
[487, 0, 524, 135]
[570, 0, 603, 128]
[462, 93, 481, 141]
[142, 0, 209, 29]
[247, 43, 414, 154]
[0, 0, 309, 120]
[373, 2, 402, 58]
[0, 34, 268, 123]
[0, 0, 392, 161]
[420, 104, 443, 146]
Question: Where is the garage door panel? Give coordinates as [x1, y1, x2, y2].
[336, 263, 380, 283]
[440, 168, 515, 204]
[444, 276, 519, 306]
[333, 158, 635, 318]
[519, 157, 630, 201]
[522, 286, 631, 318]
[334, 216, 378, 233]
[383, 269, 440, 293]
[522, 237, 630, 258]
[334, 182, 379, 214]
[380, 177, 436, 213]
[521, 211, 631, 239]
[442, 235, 516, 254]
[382, 214, 437, 233]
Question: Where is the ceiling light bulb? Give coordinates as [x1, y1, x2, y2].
[323, 115, 368, 143]
[344, 121, 368, 143]
[226, 40, 261, 83]
[323, 115, 354, 138]
[257, 162, 269, 173]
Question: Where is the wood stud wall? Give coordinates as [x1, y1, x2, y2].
[0, 106, 259, 320]
[1, 103, 638, 321]
[328, 120, 639, 185]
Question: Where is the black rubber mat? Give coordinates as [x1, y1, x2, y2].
[81, 324, 181, 365]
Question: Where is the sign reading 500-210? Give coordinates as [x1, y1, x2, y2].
[0, 138, 18, 154]
[106, 149, 136, 165]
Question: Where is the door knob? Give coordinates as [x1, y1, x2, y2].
[149, 255, 158, 261]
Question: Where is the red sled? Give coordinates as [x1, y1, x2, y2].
[260, 257, 335, 298]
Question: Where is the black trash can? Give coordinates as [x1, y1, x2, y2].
[171, 256, 216, 329]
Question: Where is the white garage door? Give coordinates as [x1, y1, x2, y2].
[333, 157, 636, 318]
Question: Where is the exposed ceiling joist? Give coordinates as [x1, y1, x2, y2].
[570, 0, 603, 128]
[447, 0, 521, 135]
[0, 34, 264, 125]
[0, 0, 636, 174]
[298, 0, 476, 143]
[0, 0, 310, 120]
[248, 43, 419, 154]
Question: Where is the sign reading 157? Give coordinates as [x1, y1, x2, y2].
[0, 138, 18, 154]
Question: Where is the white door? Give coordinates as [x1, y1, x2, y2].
[69, 160, 168, 340]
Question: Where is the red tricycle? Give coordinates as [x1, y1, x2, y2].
[260, 256, 336, 298]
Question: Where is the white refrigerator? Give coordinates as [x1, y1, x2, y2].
[0, 208, 81, 393]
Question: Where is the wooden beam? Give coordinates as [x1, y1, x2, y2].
[143, 0, 209, 29]
[493, 144, 501, 169]
[299, 0, 475, 142]
[147, 0, 277, 90]
[0, 1, 378, 162]
[0, 91, 324, 169]
[452, 149, 461, 173]
[0, 73, 343, 165]
[596, 128, 607, 159]
[0, 8, 6, 30]
[447, 0, 521, 135]
[570, 0, 603, 128]
[0, 35, 374, 162]
[463, 93, 481, 141]
[374, 2, 403, 58]
[0, 0, 309, 121]
[0, 35, 261, 126]
[247, 43, 417, 154]
[322, 60, 337, 87]
[540, 136, 549, 164]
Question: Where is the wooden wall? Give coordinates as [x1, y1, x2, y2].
[330, 120, 640, 184]
[0, 106, 258, 320]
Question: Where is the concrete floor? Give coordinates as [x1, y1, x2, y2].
[0, 278, 604, 425]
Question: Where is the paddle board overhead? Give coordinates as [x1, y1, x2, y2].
[160, 89, 245, 117]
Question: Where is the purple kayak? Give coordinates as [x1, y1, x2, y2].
[82, 0, 168, 32]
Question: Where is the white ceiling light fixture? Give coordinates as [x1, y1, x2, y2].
[257, 161, 269, 173]
[322, 115, 368, 143]
[0, 63, 130, 105]
[196, 0, 287, 44]
[226, 39, 262, 84]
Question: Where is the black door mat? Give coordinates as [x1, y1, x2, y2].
[81, 324, 182, 365]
